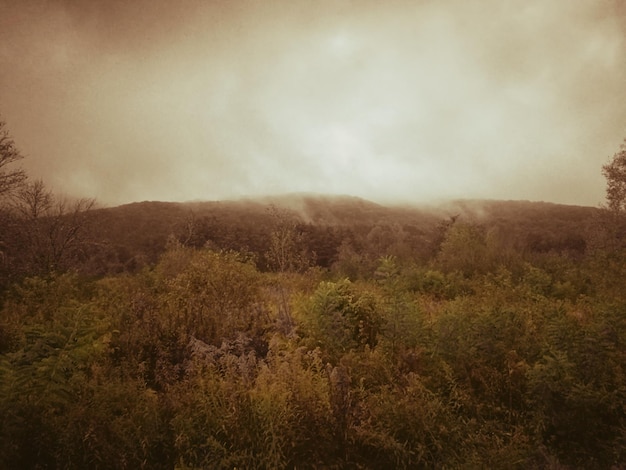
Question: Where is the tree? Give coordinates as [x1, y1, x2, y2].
[592, 139, 626, 258]
[162, 249, 266, 347]
[0, 119, 27, 199]
[265, 205, 313, 273]
[601, 138, 626, 213]
[13, 179, 53, 219]
[10, 179, 95, 275]
[437, 222, 490, 276]
[0, 119, 28, 287]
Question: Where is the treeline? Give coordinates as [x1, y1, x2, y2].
[1, 121, 626, 468]
[79, 197, 597, 275]
[1, 193, 598, 284]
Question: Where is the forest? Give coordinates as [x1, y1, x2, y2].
[1, 122, 626, 469]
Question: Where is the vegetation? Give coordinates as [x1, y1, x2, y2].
[602, 138, 626, 214]
[0, 120, 27, 197]
[1, 121, 625, 468]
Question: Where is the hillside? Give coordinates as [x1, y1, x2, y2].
[0, 192, 600, 282]
[79, 195, 598, 274]
[2, 193, 624, 469]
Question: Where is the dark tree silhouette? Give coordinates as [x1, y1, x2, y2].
[602, 139, 626, 213]
[0, 120, 27, 198]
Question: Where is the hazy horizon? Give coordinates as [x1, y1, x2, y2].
[1, 0, 625, 207]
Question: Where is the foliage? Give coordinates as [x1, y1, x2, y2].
[300, 279, 383, 363]
[1, 186, 626, 467]
[162, 248, 266, 345]
[265, 205, 315, 273]
[602, 138, 626, 213]
[437, 222, 491, 276]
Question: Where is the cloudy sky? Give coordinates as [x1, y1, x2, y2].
[1, 0, 625, 207]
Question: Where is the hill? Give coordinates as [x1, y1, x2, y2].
[80, 194, 599, 274]
[2, 194, 624, 469]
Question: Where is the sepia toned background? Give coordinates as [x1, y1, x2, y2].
[1, 0, 625, 206]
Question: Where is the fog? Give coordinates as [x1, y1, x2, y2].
[1, 0, 625, 206]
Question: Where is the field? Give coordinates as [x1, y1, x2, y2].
[1, 195, 625, 468]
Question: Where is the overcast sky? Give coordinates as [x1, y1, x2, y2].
[1, 0, 625, 207]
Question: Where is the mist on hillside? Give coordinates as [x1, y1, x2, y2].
[1, 0, 625, 206]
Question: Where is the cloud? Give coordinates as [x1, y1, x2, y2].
[0, 0, 625, 206]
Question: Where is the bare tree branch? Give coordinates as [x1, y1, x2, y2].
[0, 120, 27, 198]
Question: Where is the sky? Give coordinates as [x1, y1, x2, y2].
[1, 0, 625, 207]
